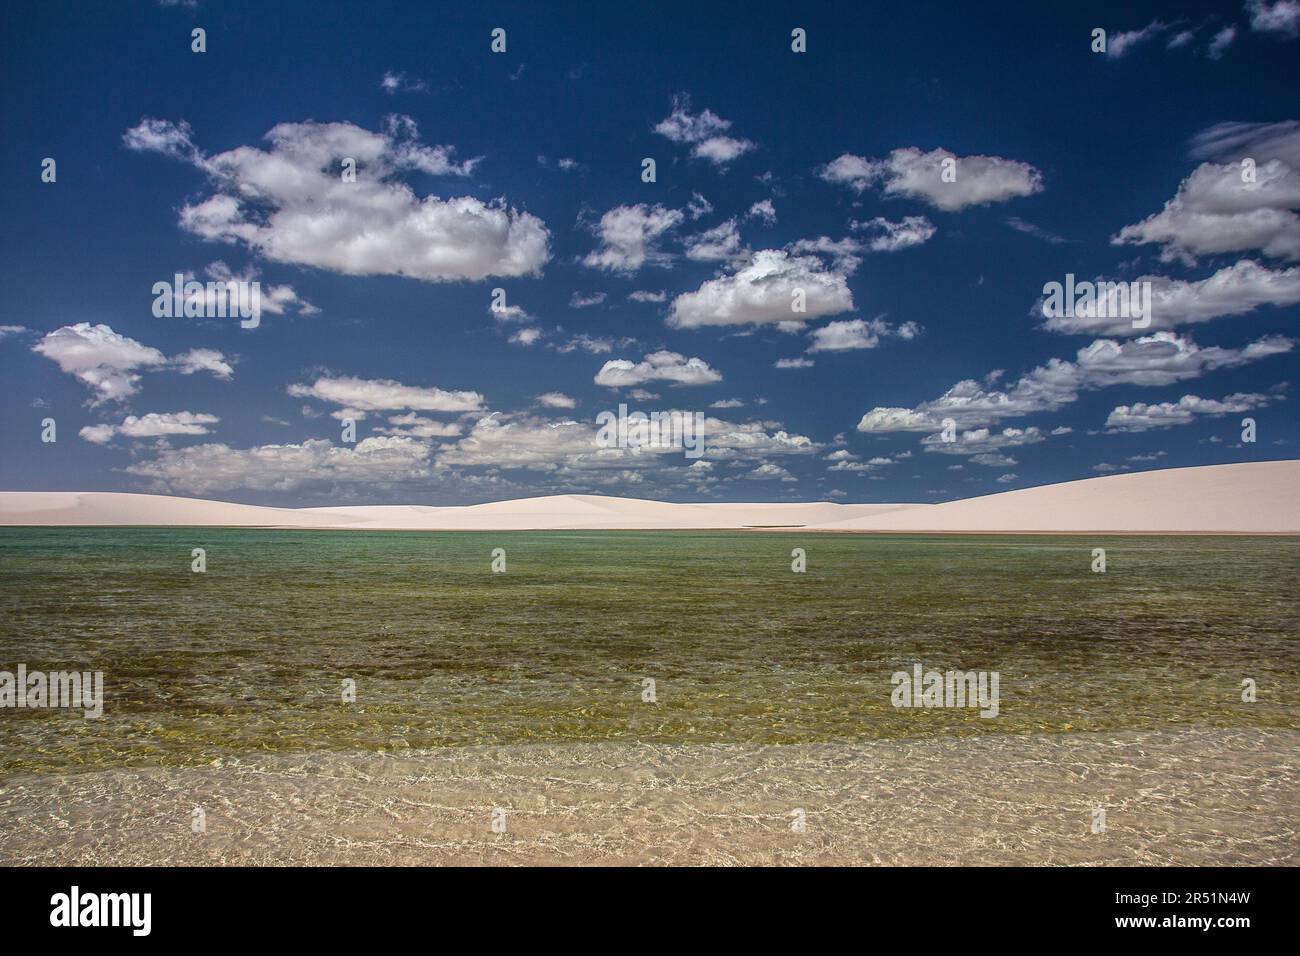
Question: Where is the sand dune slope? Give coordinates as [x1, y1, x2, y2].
[807, 461, 1300, 533]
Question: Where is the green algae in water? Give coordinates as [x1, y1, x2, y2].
[0, 527, 1296, 775]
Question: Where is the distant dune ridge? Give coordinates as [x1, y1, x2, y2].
[0, 461, 1296, 533]
[0, 491, 915, 531]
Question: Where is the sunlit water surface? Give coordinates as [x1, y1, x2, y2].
[1, 528, 1294, 774]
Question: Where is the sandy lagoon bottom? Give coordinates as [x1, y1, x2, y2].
[1, 727, 1295, 866]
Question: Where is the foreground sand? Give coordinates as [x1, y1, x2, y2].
[2, 728, 1295, 866]
[1, 461, 1296, 533]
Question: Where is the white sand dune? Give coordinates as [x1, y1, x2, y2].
[0, 490, 920, 531]
[303, 497, 920, 530]
[0, 491, 344, 528]
[806, 461, 1300, 534]
[1, 461, 1295, 532]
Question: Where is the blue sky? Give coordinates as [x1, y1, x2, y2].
[1, 0, 1298, 506]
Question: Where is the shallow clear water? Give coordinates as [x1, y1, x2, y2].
[1, 528, 1297, 775]
[6, 730, 1297, 866]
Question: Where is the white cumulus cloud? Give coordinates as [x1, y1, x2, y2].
[582, 204, 684, 273]
[33, 323, 231, 404]
[1247, 0, 1300, 37]
[537, 392, 577, 409]
[124, 116, 550, 281]
[1104, 392, 1272, 431]
[668, 249, 854, 328]
[1114, 122, 1300, 263]
[126, 437, 434, 494]
[654, 96, 755, 166]
[1040, 260, 1300, 335]
[79, 411, 219, 444]
[858, 332, 1292, 432]
[807, 317, 921, 352]
[288, 375, 484, 417]
[852, 216, 936, 251]
[821, 147, 1042, 211]
[594, 351, 722, 388]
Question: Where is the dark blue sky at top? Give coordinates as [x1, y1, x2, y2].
[1, 0, 1296, 505]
